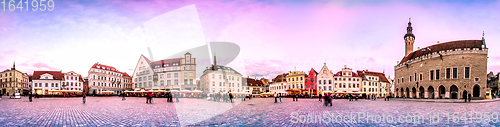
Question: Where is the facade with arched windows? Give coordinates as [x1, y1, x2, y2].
[394, 20, 488, 99]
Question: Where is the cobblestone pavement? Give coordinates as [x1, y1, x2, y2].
[2, 96, 500, 126]
[190, 98, 500, 126]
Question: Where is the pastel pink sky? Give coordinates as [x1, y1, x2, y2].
[1, 0, 499, 80]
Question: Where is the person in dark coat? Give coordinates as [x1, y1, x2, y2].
[464, 93, 467, 102]
[295, 94, 299, 101]
[29, 92, 32, 102]
[274, 92, 278, 103]
[319, 94, 322, 102]
[229, 92, 233, 103]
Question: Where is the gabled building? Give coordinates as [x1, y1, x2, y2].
[243, 77, 266, 95]
[132, 52, 196, 91]
[269, 73, 288, 94]
[317, 63, 334, 94]
[199, 56, 242, 94]
[333, 65, 362, 93]
[305, 68, 318, 96]
[62, 71, 83, 91]
[88, 63, 127, 94]
[0, 63, 29, 95]
[32, 71, 64, 95]
[357, 70, 390, 97]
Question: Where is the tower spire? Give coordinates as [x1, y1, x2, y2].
[213, 52, 217, 66]
[13, 60, 15, 70]
[404, 18, 415, 57]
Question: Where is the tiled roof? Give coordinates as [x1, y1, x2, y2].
[122, 72, 131, 78]
[205, 65, 242, 75]
[333, 71, 360, 77]
[356, 70, 389, 83]
[247, 78, 265, 87]
[142, 54, 151, 63]
[32, 71, 64, 80]
[272, 73, 288, 82]
[307, 68, 318, 77]
[91, 63, 121, 73]
[400, 40, 484, 64]
[151, 58, 181, 68]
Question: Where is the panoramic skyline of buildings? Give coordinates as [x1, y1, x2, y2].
[2, 1, 500, 81]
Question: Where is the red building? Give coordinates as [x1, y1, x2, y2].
[305, 68, 318, 95]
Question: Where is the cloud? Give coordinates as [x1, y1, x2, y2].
[244, 59, 289, 79]
[32, 62, 59, 71]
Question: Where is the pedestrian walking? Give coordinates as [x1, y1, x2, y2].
[274, 92, 278, 103]
[468, 94, 471, 102]
[295, 94, 299, 101]
[319, 94, 322, 102]
[229, 93, 233, 103]
[279, 93, 282, 103]
[122, 93, 126, 101]
[82, 92, 87, 104]
[149, 92, 153, 104]
[29, 92, 32, 102]
[324, 94, 332, 106]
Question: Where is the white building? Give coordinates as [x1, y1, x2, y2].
[199, 56, 242, 94]
[332, 65, 362, 93]
[88, 63, 127, 94]
[32, 71, 63, 95]
[132, 53, 196, 91]
[317, 63, 334, 94]
[62, 71, 83, 91]
[269, 73, 288, 94]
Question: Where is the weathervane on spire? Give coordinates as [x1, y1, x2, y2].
[409, 17, 411, 22]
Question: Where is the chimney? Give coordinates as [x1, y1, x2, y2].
[437, 41, 439, 44]
[344, 65, 347, 68]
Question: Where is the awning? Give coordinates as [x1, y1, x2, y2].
[192, 90, 203, 93]
[286, 89, 302, 92]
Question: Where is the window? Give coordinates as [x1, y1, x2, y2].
[414, 73, 417, 81]
[436, 69, 440, 80]
[453, 68, 457, 79]
[419, 74, 422, 81]
[219, 82, 222, 86]
[446, 68, 451, 79]
[430, 70, 434, 80]
[465, 67, 470, 79]
[409, 76, 412, 82]
[402, 78, 404, 83]
[174, 73, 178, 78]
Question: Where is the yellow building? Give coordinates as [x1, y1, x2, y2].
[357, 70, 390, 97]
[0, 63, 30, 95]
[286, 71, 306, 94]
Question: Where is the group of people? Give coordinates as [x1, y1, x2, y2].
[273, 93, 282, 103]
[210, 92, 234, 103]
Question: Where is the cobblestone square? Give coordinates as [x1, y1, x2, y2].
[1, 96, 500, 126]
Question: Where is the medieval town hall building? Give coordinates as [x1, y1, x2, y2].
[394, 19, 488, 99]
